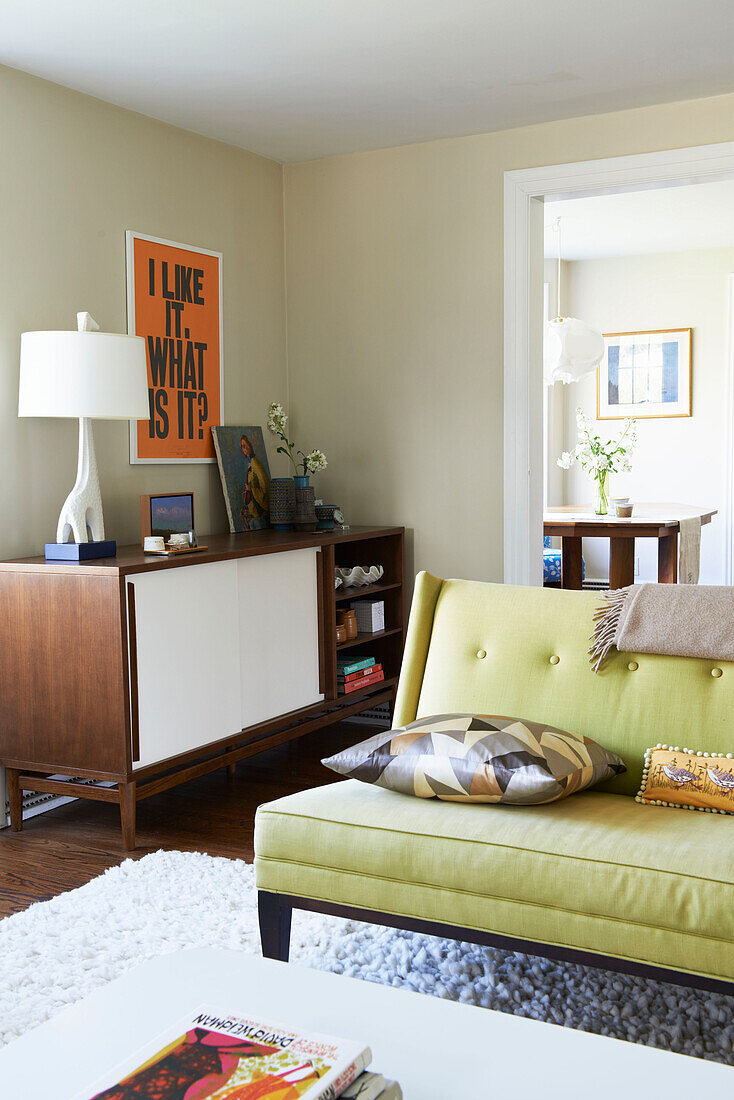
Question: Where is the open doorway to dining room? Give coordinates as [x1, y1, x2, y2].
[503, 142, 734, 590]
[542, 183, 734, 589]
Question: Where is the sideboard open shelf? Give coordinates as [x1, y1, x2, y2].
[0, 525, 405, 849]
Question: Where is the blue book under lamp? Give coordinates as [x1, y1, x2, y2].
[18, 312, 150, 560]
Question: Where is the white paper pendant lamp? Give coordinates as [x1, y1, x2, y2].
[544, 317, 605, 385]
[544, 218, 605, 385]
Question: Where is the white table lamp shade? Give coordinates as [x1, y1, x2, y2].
[18, 330, 149, 420]
[18, 316, 150, 550]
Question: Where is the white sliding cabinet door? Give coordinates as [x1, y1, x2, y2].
[130, 561, 241, 770]
[237, 548, 322, 729]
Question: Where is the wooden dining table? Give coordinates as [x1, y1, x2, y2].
[543, 503, 717, 590]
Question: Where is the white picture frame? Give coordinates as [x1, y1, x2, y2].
[597, 328, 691, 421]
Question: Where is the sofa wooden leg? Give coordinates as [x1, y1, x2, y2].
[6, 769, 22, 831]
[258, 891, 292, 962]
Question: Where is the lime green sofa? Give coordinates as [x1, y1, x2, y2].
[255, 573, 734, 992]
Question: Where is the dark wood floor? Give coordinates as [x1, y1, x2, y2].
[0, 721, 369, 920]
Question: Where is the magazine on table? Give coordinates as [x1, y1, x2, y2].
[341, 1071, 402, 1099]
[75, 1005, 371, 1100]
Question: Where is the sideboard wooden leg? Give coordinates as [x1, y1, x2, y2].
[6, 769, 22, 831]
[120, 782, 136, 851]
[227, 762, 237, 780]
[258, 891, 292, 961]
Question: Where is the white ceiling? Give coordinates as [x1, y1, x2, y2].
[2, 0, 734, 163]
[545, 181, 734, 260]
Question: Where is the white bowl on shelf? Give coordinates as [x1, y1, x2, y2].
[335, 565, 384, 588]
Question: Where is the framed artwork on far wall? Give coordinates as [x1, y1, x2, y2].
[140, 492, 195, 545]
[212, 426, 271, 533]
[597, 328, 692, 420]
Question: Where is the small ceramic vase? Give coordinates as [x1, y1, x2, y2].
[343, 610, 358, 639]
[269, 478, 296, 530]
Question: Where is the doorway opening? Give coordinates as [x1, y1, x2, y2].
[504, 142, 734, 588]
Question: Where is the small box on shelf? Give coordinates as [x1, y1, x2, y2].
[350, 598, 385, 633]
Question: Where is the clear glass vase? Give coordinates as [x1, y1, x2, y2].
[593, 469, 610, 515]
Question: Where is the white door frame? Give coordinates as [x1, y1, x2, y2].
[725, 274, 734, 585]
[504, 140, 734, 587]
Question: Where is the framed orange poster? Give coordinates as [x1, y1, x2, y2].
[126, 232, 223, 463]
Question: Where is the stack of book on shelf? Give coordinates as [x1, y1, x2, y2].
[79, 1003, 402, 1099]
[337, 655, 385, 694]
[349, 598, 385, 634]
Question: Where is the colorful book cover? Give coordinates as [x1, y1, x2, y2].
[337, 664, 382, 684]
[340, 669, 385, 694]
[77, 1005, 370, 1100]
[336, 657, 375, 675]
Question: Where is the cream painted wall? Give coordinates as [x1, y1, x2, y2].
[559, 248, 733, 584]
[284, 91, 734, 583]
[5, 61, 734, 585]
[0, 65, 287, 559]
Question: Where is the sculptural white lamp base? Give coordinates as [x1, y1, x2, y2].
[18, 312, 149, 560]
[49, 415, 117, 559]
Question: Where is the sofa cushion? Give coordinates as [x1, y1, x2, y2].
[394, 575, 734, 797]
[637, 745, 734, 815]
[254, 780, 734, 982]
[322, 713, 625, 804]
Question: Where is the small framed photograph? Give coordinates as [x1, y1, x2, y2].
[597, 329, 692, 420]
[140, 492, 195, 545]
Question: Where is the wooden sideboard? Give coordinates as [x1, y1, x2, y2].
[0, 525, 404, 849]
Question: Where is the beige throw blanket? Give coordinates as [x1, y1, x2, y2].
[678, 516, 701, 585]
[589, 583, 734, 672]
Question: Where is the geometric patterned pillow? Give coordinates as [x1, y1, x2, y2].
[322, 713, 626, 805]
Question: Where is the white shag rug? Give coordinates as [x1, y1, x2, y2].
[2, 851, 733, 1064]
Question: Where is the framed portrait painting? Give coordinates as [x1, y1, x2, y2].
[597, 329, 692, 420]
[126, 231, 223, 463]
[212, 426, 271, 533]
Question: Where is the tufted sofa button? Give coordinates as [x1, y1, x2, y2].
[476, 649, 486, 660]
[549, 655, 560, 665]
[712, 667, 723, 678]
[628, 661, 638, 671]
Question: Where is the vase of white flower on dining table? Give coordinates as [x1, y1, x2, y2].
[267, 402, 328, 529]
[557, 409, 636, 516]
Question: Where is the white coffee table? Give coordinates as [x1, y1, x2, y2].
[0, 948, 730, 1097]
